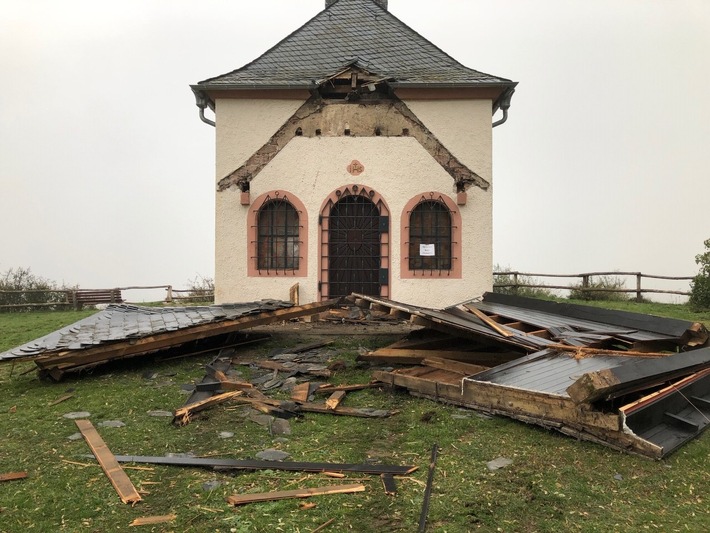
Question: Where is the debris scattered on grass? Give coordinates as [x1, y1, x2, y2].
[226, 484, 365, 506]
[486, 457, 513, 472]
[63, 411, 91, 419]
[255, 449, 291, 461]
[128, 514, 177, 527]
[0, 472, 27, 482]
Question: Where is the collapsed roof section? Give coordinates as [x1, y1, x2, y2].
[0, 300, 338, 380]
[352, 292, 710, 458]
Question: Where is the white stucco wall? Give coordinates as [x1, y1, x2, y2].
[214, 98, 493, 309]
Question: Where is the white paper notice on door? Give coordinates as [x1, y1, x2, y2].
[420, 244, 436, 256]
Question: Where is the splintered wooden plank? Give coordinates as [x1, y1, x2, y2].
[226, 483, 365, 506]
[326, 391, 346, 410]
[291, 382, 311, 403]
[129, 514, 177, 527]
[0, 472, 27, 482]
[173, 390, 244, 426]
[75, 419, 141, 505]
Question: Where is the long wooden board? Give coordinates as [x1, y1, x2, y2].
[226, 483, 365, 506]
[75, 419, 142, 504]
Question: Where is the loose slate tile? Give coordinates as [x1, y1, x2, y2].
[63, 411, 91, 419]
[98, 420, 126, 428]
[249, 414, 274, 427]
[218, 431, 235, 439]
[486, 457, 513, 471]
[202, 480, 222, 491]
[271, 419, 292, 436]
[256, 449, 291, 461]
[67, 432, 83, 441]
[147, 410, 173, 417]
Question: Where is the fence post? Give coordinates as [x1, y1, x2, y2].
[636, 274, 643, 302]
[513, 272, 519, 295]
[582, 275, 590, 300]
[166, 285, 173, 303]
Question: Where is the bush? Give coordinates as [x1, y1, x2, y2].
[0, 267, 72, 311]
[184, 274, 215, 303]
[689, 238, 710, 310]
[568, 274, 629, 301]
[493, 265, 553, 299]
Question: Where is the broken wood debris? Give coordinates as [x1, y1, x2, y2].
[75, 419, 142, 504]
[128, 514, 177, 527]
[0, 472, 27, 482]
[326, 390, 346, 410]
[173, 390, 245, 426]
[226, 483, 365, 506]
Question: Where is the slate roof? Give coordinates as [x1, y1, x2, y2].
[0, 301, 292, 361]
[194, 0, 515, 92]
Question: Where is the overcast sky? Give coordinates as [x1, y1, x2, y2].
[1, 0, 708, 301]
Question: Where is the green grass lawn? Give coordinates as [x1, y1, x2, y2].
[0, 305, 708, 532]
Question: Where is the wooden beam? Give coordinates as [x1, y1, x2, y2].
[462, 305, 514, 337]
[326, 391, 346, 410]
[75, 419, 142, 505]
[226, 483, 365, 506]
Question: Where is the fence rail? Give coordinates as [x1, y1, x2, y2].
[0, 285, 215, 311]
[493, 271, 694, 302]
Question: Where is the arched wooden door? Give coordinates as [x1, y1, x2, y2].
[319, 185, 389, 300]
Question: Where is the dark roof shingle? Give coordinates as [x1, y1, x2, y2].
[195, 0, 514, 90]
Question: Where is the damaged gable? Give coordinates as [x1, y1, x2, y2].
[217, 88, 490, 193]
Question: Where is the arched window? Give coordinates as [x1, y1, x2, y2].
[257, 199, 300, 270]
[248, 191, 308, 277]
[401, 193, 462, 278]
[408, 200, 452, 270]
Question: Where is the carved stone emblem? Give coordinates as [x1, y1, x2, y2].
[347, 160, 365, 176]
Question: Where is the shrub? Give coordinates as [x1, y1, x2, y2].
[568, 274, 629, 301]
[689, 238, 710, 310]
[0, 267, 72, 311]
[493, 265, 553, 299]
[184, 274, 215, 303]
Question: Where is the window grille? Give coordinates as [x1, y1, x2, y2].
[257, 199, 300, 270]
[408, 200, 452, 270]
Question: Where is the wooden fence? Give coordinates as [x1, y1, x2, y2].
[493, 271, 693, 302]
[0, 272, 695, 311]
[0, 284, 215, 311]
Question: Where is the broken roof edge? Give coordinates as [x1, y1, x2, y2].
[477, 292, 709, 341]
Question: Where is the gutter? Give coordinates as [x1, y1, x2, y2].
[492, 87, 515, 128]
